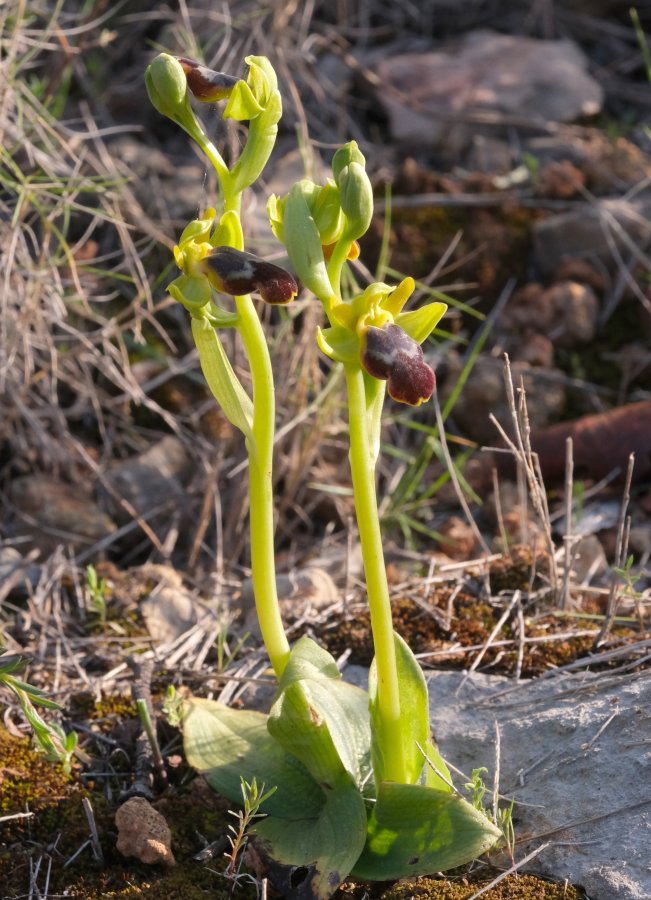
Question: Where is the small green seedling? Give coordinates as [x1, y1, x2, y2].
[0, 646, 78, 773]
[146, 52, 500, 897]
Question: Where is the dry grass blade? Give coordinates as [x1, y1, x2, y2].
[594, 453, 636, 647]
[489, 354, 558, 593]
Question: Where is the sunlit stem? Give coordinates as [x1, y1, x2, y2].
[344, 363, 407, 784]
[326, 234, 354, 298]
[214, 187, 290, 678]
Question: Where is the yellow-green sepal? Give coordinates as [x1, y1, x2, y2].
[316, 326, 359, 364]
[223, 79, 264, 121]
[266, 193, 285, 243]
[230, 90, 281, 193]
[396, 301, 447, 345]
[245, 54, 278, 102]
[178, 208, 215, 246]
[168, 273, 211, 312]
[210, 210, 242, 251]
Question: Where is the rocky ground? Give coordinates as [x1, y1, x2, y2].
[1, 1, 650, 898]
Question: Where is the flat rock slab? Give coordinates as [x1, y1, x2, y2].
[345, 665, 651, 899]
[372, 31, 603, 148]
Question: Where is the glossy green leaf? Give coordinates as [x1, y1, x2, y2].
[396, 301, 447, 345]
[183, 698, 324, 819]
[352, 781, 501, 880]
[191, 315, 254, 446]
[268, 636, 372, 790]
[255, 777, 367, 900]
[369, 631, 431, 787]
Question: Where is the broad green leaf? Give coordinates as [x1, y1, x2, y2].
[396, 301, 447, 345]
[369, 631, 430, 786]
[255, 777, 367, 900]
[268, 637, 372, 790]
[352, 781, 501, 880]
[183, 698, 324, 819]
[191, 315, 254, 446]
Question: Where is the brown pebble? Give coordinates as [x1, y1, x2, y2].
[115, 796, 175, 866]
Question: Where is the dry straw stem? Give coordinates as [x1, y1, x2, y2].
[489, 354, 559, 594]
[594, 452, 635, 647]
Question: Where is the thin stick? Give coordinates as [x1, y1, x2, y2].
[561, 436, 574, 610]
[594, 453, 635, 646]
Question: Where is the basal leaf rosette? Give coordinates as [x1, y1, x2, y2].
[317, 278, 447, 406]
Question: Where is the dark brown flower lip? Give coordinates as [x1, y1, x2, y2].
[204, 247, 298, 304]
[177, 57, 239, 102]
[362, 323, 435, 406]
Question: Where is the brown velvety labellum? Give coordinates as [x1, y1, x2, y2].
[362, 324, 435, 406]
[177, 57, 239, 101]
[206, 247, 298, 304]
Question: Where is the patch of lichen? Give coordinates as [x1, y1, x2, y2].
[378, 872, 586, 900]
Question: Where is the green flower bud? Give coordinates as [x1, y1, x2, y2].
[332, 141, 366, 184]
[145, 52, 206, 142]
[338, 160, 374, 241]
[312, 181, 344, 245]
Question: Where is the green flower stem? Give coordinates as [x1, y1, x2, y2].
[344, 363, 407, 784]
[237, 293, 290, 678]
[326, 235, 354, 298]
[219, 187, 290, 679]
[192, 127, 230, 189]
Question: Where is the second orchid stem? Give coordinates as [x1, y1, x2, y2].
[345, 364, 407, 784]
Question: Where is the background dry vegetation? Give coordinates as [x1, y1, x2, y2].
[1, 1, 650, 898]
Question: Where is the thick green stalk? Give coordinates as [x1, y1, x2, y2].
[222, 188, 290, 678]
[344, 363, 407, 783]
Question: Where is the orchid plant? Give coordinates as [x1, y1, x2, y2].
[146, 52, 500, 897]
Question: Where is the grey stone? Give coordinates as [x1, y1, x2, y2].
[372, 32, 603, 151]
[100, 435, 191, 527]
[533, 196, 651, 276]
[7, 475, 117, 556]
[343, 664, 651, 899]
